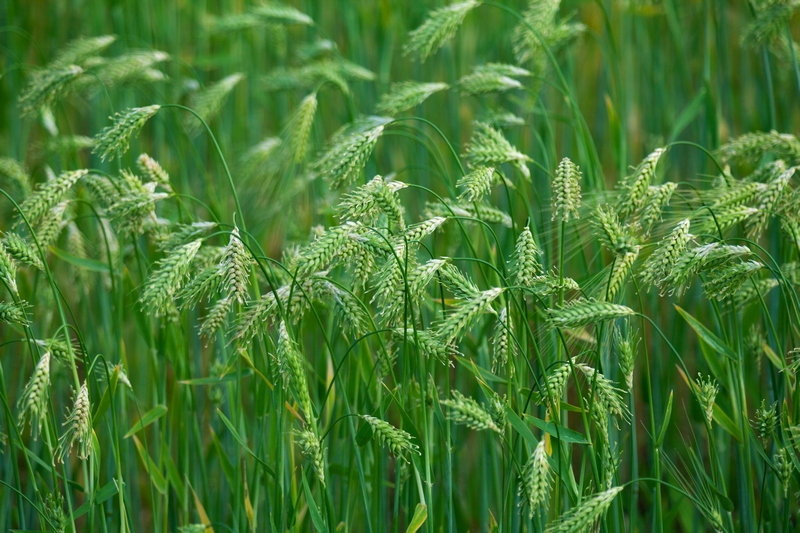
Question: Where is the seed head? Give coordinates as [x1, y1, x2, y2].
[56, 382, 92, 463]
[94, 105, 161, 161]
[18, 352, 51, 439]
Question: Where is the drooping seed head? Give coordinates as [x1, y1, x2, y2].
[93, 105, 161, 161]
[18, 352, 51, 439]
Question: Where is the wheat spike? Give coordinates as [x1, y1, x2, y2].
[276, 321, 315, 424]
[457, 166, 496, 202]
[753, 399, 778, 441]
[574, 362, 629, 420]
[282, 92, 317, 164]
[404, 1, 480, 61]
[593, 205, 639, 257]
[492, 308, 514, 374]
[747, 164, 795, 238]
[458, 67, 523, 95]
[442, 389, 502, 433]
[547, 298, 634, 328]
[703, 260, 762, 300]
[93, 105, 161, 161]
[376, 81, 449, 115]
[137, 153, 172, 190]
[510, 225, 543, 287]
[361, 414, 420, 460]
[638, 181, 677, 235]
[50, 35, 116, 67]
[186, 73, 244, 137]
[640, 219, 691, 289]
[717, 130, 800, 167]
[55, 381, 92, 463]
[0, 157, 32, 198]
[465, 122, 531, 179]
[437, 287, 501, 343]
[141, 239, 202, 315]
[17, 352, 51, 439]
[296, 428, 326, 487]
[18, 169, 87, 226]
[552, 157, 582, 222]
[696, 373, 718, 426]
[617, 147, 665, 219]
[519, 439, 552, 517]
[3, 233, 44, 271]
[545, 486, 623, 533]
[221, 227, 250, 304]
[615, 325, 639, 391]
[19, 65, 83, 117]
[313, 116, 390, 188]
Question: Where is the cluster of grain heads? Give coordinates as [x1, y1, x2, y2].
[544, 486, 623, 533]
[404, 0, 480, 61]
[573, 362, 629, 420]
[360, 415, 420, 461]
[93, 105, 161, 161]
[55, 382, 92, 463]
[519, 440, 552, 518]
[546, 299, 635, 328]
[137, 153, 172, 191]
[17, 352, 51, 439]
[441, 390, 503, 433]
[0, 300, 30, 325]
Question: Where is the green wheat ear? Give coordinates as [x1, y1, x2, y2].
[376, 81, 449, 115]
[312, 116, 390, 189]
[404, 1, 480, 62]
[281, 92, 317, 164]
[360, 414, 420, 460]
[544, 486, 623, 533]
[185, 73, 244, 137]
[19, 65, 84, 117]
[49, 35, 116, 67]
[93, 105, 161, 161]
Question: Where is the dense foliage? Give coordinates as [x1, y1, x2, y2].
[1, 1, 800, 532]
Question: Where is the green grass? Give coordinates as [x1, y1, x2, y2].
[1, 0, 800, 532]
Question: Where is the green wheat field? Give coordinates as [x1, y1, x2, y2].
[1, 0, 800, 531]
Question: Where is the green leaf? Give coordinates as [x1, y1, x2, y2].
[668, 86, 707, 143]
[356, 418, 373, 447]
[179, 369, 252, 386]
[73, 480, 120, 518]
[50, 246, 111, 273]
[454, 356, 506, 383]
[217, 409, 276, 478]
[405, 503, 428, 533]
[675, 305, 737, 362]
[712, 404, 742, 443]
[302, 474, 328, 532]
[505, 406, 538, 449]
[656, 390, 673, 448]
[210, 426, 235, 487]
[525, 415, 589, 445]
[124, 404, 167, 438]
[132, 436, 167, 495]
[92, 366, 119, 429]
